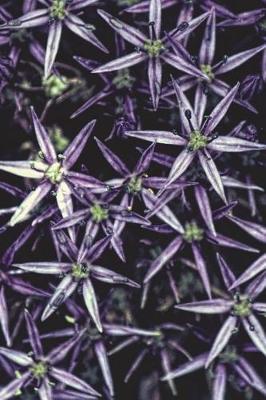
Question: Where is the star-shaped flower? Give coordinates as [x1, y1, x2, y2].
[0, 108, 106, 241]
[0, 0, 108, 78]
[0, 309, 100, 399]
[92, 0, 210, 110]
[175, 253, 266, 366]
[126, 79, 266, 202]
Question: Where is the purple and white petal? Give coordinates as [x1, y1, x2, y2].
[92, 52, 147, 73]
[44, 20, 62, 79]
[95, 341, 114, 397]
[242, 314, 266, 356]
[176, 299, 233, 314]
[208, 136, 266, 152]
[83, 278, 102, 332]
[230, 254, 266, 289]
[126, 129, 186, 145]
[50, 367, 100, 396]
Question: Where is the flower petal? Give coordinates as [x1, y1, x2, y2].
[242, 314, 266, 356]
[95, 341, 114, 397]
[83, 278, 102, 332]
[230, 254, 266, 289]
[126, 129, 186, 145]
[50, 367, 100, 396]
[208, 136, 266, 152]
[44, 20, 62, 79]
[148, 56, 162, 111]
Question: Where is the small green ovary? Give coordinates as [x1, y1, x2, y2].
[200, 64, 214, 80]
[188, 130, 208, 151]
[144, 40, 164, 57]
[72, 263, 89, 279]
[45, 162, 64, 184]
[50, 0, 67, 20]
[233, 295, 252, 317]
[219, 345, 239, 364]
[127, 176, 142, 194]
[112, 69, 135, 90]
[90, 203, 109, 223]
[43, 75, 69, 98]
[183, 222, 204, 242]
[30, 361, 48, 379]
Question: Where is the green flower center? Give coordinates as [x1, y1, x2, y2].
[43, 75, 69, 98]
[233, 295, 252, 317]
[112, 69, 135, 90]
[90, 203, 109, 223]
[144, 40, 164, 57]
[183, 222, 204, 242]
[127, 176, 142, 194]
[45, 162, 64, 184]
[30, 361, 48, 379]
[200, 64, 214, 80]
[188, 130, 208, 151]
[219, 345, 239, 363]
[72, 263, 89, 279]
[49, 126, 69, 152]
[50, 0, 67, 20]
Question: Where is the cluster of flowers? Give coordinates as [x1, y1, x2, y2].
[0, 0, 265, 399]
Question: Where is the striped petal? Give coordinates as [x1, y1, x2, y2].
[198, 150, 226, 203]
[208, 136, 266, 152]
[148, 56, 162, 111]
[212, 364, 226, 400]
[161, 353, 207, 381]
[92, 51, 147, 73]
[50, 367, 100, 396]
[126, 129, 186, 145]
[0, 160, 45, 179]
[95, 341, 114, 397]
[176, 299, 233, 314]
[24, 309, 43, 358]
[230, 254, 266, 289]
[83, 278, 102, 332]
[0, 371, 31, 400]
[199, 8, 216, 65]
[205, 315, 237, 367]
[242, 314, 266, 356]
[44, 20, 62, 79]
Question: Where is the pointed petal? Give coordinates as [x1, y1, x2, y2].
[228, 216, 266, 244]
[230, 254, 266, 289]
[24, 309, 43, 358]
[0, 9, 49, 29]
[65, 13, 108, 53]
[125, 349, 148, 382]
[39, 377, 53, 400]
[203, 83, 240, 135]
[91, 266, 140, 288]
[176, 299, 233, 314]
[149, 0, 161, 38]
[144, 236, 183, 283]
[212, 364, 226, 400]
[205, 316, 237, 367]
[194, 84, 208, 127]
[63, 120, 96, 169]
[86, 235, 111, 263]
[47, 330, 85, 365]
[8, 181, 52, 227]
[0, 287, 11, 347]
[97, 9, 147, 47]
[13, 262, 71, 274]
[192, 243, 212, 299]
[56, 181, 75, 242]
[208, 136, 266, 152]
[41, 275, 78, 321]
[162, 51, 207, 81]
[233, 356, 266, 395]
[125, 129, 186, 145]
[198, 150, 227, 203]
[30, 106, 57, 163]
[222, 176, 263, 191]
[95, 137, 129, 176]
[44, 20, 62, 79]
[0, 371, 31, 400]
[66, 172, 106, 191]
[161, 353, 207, 381]
[71, 87, 113, 118]
[135, 142, 156, 175]
[52, 209, 89, 231]
[142, 189, 184, 234]
[216, 253, 236, 290]
[0, 347, 33, 366]
[148, 56, 162, 111]
[199, 8, 216, 65]
[83, 278, 102, 332]
[0, 160, 45, 179]
[167, 149, 195, 185]
[207, 232, 259, 253]
[214, 45, 266, 75]
[50, 367, 100, 396]
[169, 11, 210, 40]
[242, 314, 266, 356]
[95, 341, 114, 397]
[171, 77, 199, 133]
[69, 0, 98, 11]
[195, 184, 216, 235]
[92, 51, 147, 73]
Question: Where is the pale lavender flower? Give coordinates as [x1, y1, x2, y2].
[0, 0, 108, 78]
[126, 79, 266, 202]
[0, 309, 100, 399]
[92, 0, 210, 110]
[175, 253, 266, 366]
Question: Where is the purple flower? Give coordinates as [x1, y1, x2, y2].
[0, 0, 108, 78]
[126, 79, 266, 202]
[175, 253, 266, 366]
[92, 1, 210, 110]
[0, 309, 100, 399]
[0, 109, 106, 240]
[13, 233, 139, 331]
